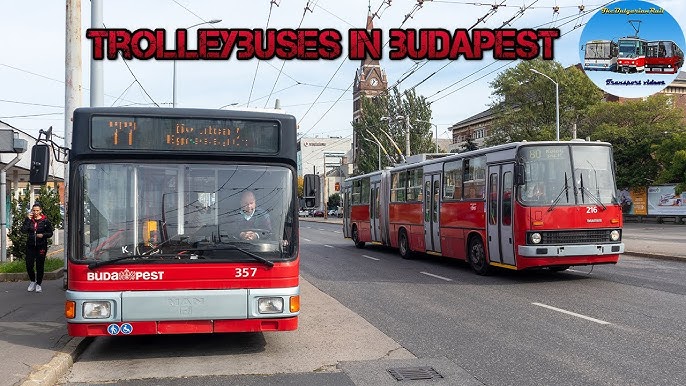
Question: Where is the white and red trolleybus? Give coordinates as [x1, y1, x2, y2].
[617, 37, 647, 73]
[343, 141, 625, 275]
[64, 107, 300, 336]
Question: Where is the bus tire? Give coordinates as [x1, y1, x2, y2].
[352, 225, 365, 249]
[468, 237, 490, 275]
[398, 229, 414, 259]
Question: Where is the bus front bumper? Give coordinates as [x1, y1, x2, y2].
[518, 243, 624, 257]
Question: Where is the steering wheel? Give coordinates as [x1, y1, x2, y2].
[241, 228, 271, 240]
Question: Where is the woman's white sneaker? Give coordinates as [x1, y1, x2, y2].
[27, 282, 36, 292]
[35, 285, 42, 293]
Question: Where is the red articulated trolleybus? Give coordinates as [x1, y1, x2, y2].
[342, 141, 625, 275]
[63, 107, 300, 336]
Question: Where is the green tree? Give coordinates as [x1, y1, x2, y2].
[460, 136, 479, 153]
[8, 185, 61, 260]
[579, 94, 686, 189]
[352, 88, 435, 174]
[327, 193, 341, 209]
[487, 59, 603, 145]
[8, 188, 31, 260]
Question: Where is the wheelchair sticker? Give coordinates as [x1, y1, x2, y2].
[120, 323, 133, 334]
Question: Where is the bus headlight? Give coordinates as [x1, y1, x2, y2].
[610, 230, 620, 241]
[258, 297, 284, 314]
[530, 233, 542, 244]
[83, 301, 111, 319]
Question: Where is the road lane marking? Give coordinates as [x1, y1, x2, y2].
[532, 302, 610, 325]
[319, 228, 327, 231]
[362, 254, 380, 261]
[301, 238, 311, 242]
[420, 272, 453, 281]
[324, 245, 334, 248]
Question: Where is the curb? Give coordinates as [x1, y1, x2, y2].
[621, 251, 686, 262]
[20, 337, 93, 386]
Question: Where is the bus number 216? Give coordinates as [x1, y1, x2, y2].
[235, 268, 257, 277]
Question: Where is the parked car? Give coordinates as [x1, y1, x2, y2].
[312, 210, 325, 217]
[298, 209, 310, 217]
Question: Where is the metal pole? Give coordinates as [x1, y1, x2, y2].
[435, 124, 438, 153]
[377, 144, 381, 170]
[90, 0, 103, 107]
[405, 116, 411, 157]
[65, 0, 82, 280]
[555, 81, 560, 141]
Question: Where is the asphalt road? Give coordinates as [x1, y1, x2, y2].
[59, 222, 686, 385]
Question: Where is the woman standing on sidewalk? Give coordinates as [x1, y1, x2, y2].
[21, 203, 53, 293]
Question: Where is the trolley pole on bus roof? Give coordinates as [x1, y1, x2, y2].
[530, 69, 560, 141]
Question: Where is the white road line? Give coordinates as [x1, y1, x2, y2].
[301, 238, 311, 242]
[532, 302, 611, 325]
[420, 272, 453, 281]
[333, 230, 342, 233]
[324, 244, 334, 248]
[319, 228, 327, 231]
[362, 254, 380, 261]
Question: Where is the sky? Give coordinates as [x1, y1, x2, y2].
[1, 0, 685, 144]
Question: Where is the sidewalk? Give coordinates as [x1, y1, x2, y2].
[1, 220, 682, 386]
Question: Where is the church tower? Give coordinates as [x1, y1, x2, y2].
[351, 7, 388, 168]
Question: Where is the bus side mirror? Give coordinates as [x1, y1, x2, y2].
[29, 144, 51, 185]
[514, 164, 525, 186]
[303, 174, 320, 208]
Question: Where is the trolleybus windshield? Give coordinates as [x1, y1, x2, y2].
[518, 145, 617, 206]
[76, 162, 295, 264]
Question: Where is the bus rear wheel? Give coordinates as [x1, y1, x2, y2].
[468, 237, 490, 275]
[352, 226, 365, 249]
[398, 229, 414, 259]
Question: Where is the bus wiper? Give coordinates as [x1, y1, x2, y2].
[579, 185, 607, 211]
[186, 244, 275, 267]
[548, 172, 570, 212]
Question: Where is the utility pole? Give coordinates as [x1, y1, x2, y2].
[65, 0, 82, 275]
[323, 155, 328, 219]
[90, 0, 103, 107]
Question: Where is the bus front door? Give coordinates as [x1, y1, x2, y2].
[370, 182, 382, 242]
[342, 185, 351, 238]
[423, 173, 441, 253]
[487, 164, 515, 266]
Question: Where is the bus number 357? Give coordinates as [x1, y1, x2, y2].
[235, 268, 258, 277]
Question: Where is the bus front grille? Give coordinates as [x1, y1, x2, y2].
[539, 229, 616, 245]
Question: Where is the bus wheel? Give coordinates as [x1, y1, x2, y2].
[352, 226, 365, 249]
[468, 237, 490, 275]
[398, 229, 414, 259]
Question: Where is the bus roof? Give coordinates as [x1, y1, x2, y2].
[74, 106, 296, 121]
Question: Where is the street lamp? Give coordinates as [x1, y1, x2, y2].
[173, 19, 222, 108]
[414, 119, 439, 153]
[530, 68, 560, 141]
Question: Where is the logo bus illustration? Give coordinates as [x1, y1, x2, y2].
[579, 0, 685, 98]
